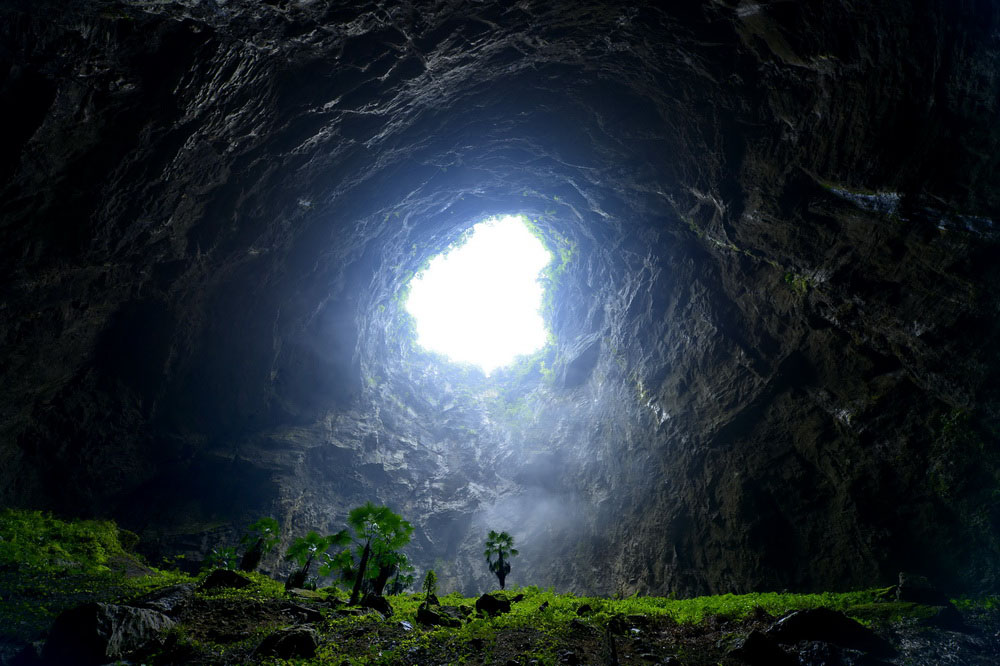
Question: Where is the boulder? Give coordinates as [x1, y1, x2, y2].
[416, 605, 461, 627]
[896, 572, 951, 605]
[360, 593, 394, 617]
[41, 602, 174, 665]
[281, 602, 324, 624]
[727, 630, 797, 666]
[132, 583, 196, 615]
[10, 641, 44, 666]
[920, 604, 970, 632]
[440, 605, 469, 621]
[199, 569, 253, 590]
[767, 608, 895, 656]
[476, 593, 512, 617]
[254, 626, 319, 659]
[558, 649, 582, 664]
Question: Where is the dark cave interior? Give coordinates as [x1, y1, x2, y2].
[2, 0, 1000, 607]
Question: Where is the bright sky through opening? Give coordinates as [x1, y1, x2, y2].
[405, 215, 552, 375]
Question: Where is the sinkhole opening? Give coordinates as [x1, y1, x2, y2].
[405, 214, 552, 375]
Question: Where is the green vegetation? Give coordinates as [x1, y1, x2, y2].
[195, 569, 288, 603]
[309, 585, 964, 665]
[0, 508, 137, 574]
[954, 595, 1000, 612]
[285, 530, 351, 590]
[523, 215, 575, 326]
[337, 502, 414, 603]
[203, 545, 238, 571]
[421, 568, 438, 608]
[4, 509, 997, 665]
[239, 516, 281, 572]
[0, 509, 192, 644]
[386, 552, 416, 595]
[784, 271, 810, 294]
[484, 530, 519, 590]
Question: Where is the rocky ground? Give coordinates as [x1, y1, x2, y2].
[4, 567, 999, 666]
[2, 0, 1000, 601]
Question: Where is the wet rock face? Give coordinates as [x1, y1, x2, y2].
[2, 1, 999, 596]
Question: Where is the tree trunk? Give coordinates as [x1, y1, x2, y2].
[302, 553, 314, 579]
[372, 562, 396, 596]
[498, 552, 506, 589]
[350, 541, 372, 605]
[287, 552, 316, 589]
[285, 570, 304, 590]
[239, 537, 264, 572]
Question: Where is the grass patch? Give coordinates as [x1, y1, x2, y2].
[5, 510, 997, 665]
[0, 508, 136, 574]
[192, 570, 287, 602]
[299, 586, 944, 665]
[0, 509, 194, 643]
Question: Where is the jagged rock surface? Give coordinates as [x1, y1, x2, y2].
[1, 0, 999, 597]
[41, 602, 174, 665]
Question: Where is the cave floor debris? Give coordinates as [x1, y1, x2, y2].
[4, 569, 999, 665]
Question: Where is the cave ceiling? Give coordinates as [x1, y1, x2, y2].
[1, 0, 999, 596]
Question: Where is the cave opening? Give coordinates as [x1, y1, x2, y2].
[3, 3, 1000, 660]
[402, 214, 553, 376]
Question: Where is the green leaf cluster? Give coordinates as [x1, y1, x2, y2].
[784, 271, 810, 294]
[0, 508, 132, 574]
[484, 530, 518, 568]
[0, 509, 195, 645]
[240, 517, 281, 553]
[283, 503, 414, 597]
[421, 568, 437, 607]
[286, 531, 349, 568]
[202, 546, 238, 571]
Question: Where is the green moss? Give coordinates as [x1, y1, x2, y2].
[845, 601, 938, 625]
[682, 215, 705, 238]
[5, 510, 990, 664]
[522, 214, 574, 322]
[0, 508, 135, 574]
[194, 570, 288, 602]
[784, 271, 810, 294]
[953, 595, 1000, 611]
[0, 509, 196, 643]
[305, 585, 959, 665]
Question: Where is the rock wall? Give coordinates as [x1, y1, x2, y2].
[1, 0, 998, 596]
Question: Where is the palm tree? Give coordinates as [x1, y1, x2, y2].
[346, 502, 413, 604]
[484, 530, 518, 590]
[239, 517, 281, 572]
[387, 553, 416, 595]
[285, 530, 350, 589]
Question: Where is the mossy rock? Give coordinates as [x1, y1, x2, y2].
[847, 602, 939, 625]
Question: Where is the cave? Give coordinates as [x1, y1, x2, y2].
[2, 0, 1000, 619]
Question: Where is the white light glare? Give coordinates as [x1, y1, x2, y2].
[405, 215, 552, 375]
